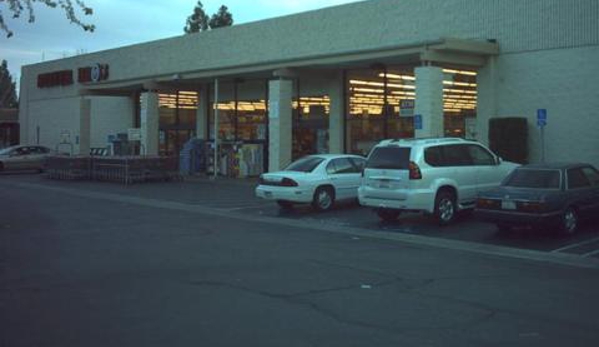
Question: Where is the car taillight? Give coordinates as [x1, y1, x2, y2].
[281, 178, 299, 187]
[517, 201, 547, 213]
[409, 161, 422, 180]
[476, 198, 501, 209]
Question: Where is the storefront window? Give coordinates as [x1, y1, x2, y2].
[346, 65, 478, 155]
[206, 80, 268, 177]
[293, 95, 330, 159]
[158, 91, 198, 157]
[346, 66, 416, 155]
[442, 68, 478, 137]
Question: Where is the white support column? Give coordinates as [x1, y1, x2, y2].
[414, 66, 444, 138]
[78, 98, 91, 155]
[268, 78, 293, 172]
[328, 72, 345, 154]
[140, 91, 159, 155]
[196, 86, 209, 139]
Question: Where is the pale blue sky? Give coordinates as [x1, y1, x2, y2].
[2, 0, 363, 88]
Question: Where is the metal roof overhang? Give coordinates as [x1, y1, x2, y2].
[80, 38, 498, 96]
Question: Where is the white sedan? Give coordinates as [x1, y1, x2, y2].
[255, 154, 366, 211]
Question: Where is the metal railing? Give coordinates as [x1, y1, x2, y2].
[44, 155, 181, 185]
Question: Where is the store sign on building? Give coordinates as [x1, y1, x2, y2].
[127, 128, 142, 141]
[37, 70, 74, 88]
[78, 64, 110, 83]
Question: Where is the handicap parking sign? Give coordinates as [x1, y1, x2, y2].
[414, 114, 423, 130]
[537, 109, 547, 127]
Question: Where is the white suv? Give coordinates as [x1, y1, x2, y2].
[358, 138, 519, 225]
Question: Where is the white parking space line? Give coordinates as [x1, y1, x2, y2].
[582, 249, 599, 258]
[550, 236, 599, 253]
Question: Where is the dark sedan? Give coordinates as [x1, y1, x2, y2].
[475, 163, 599, 235]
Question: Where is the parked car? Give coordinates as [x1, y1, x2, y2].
[0, 145, 54, 173]
[255, 154, 366, 211]
[475, 163, 599, 235]
[358, 138, 519, 224]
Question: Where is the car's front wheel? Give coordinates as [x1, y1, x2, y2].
[434, 190, 457, 226]
[312, 186, 335, 212]
[377, 208, 401, 222]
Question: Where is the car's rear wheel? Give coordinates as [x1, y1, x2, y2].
[312, 186, 335, 212]
[434, 190, 457, 226]
[559, 206, 579, 235]
[0, 162, 4, 172]
[276, 200, 294, 210]
[377, 208, 401, 222]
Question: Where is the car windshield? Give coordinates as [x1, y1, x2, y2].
[285, 157, 325, 173]
[366, 147, 411, 169]
[0, 146, 16, 155]
[504, 169, 561, 189]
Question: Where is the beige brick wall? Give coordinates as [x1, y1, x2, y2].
[477, 45, 599, 167]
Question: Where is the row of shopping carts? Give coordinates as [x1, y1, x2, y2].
[44, 155, 182, 185]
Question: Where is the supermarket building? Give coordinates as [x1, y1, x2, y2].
[19, 0, 599, 174]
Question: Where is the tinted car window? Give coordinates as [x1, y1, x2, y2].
[367, 147, 411, 169]
[424, 146, 444, 167]
[442, 145, 471, 166]
[582, 167, 599, 187]
[567, 168, 591, 189]
[35, 146, 51, 154]
[285, 157, 325, 173]
[504, 169, 561, 189]
[327, 158, 355, 175]
[28, 147, 43, 154]
[467, 145, 495, 166]
[15, 147, 30, 156]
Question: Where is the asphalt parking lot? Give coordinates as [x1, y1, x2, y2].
[3, 172, 599, 260]
[236, 199, 599, 258]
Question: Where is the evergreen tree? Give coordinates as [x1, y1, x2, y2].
[184, 1, 210, 34]
[1, 0, 94, 38]
[209, 5, 233, 29]
[0, 60, 18, 108]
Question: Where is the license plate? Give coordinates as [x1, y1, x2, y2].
[501, 200, 516, 210]
[264, 191, 273, 198]
[378, 179, 391, 189]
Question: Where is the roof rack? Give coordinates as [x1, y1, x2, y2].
[379, 137, 469, 145]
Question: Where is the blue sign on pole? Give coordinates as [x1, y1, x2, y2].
[414, 114, 423, 130]
[537, 109, 547, 127]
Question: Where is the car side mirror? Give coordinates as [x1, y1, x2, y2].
[496, 156, 503, 165]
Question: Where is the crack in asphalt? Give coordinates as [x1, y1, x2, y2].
[185, 277, 500, 338]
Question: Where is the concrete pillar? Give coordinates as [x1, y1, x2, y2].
[328, 73, 345, 154]
[196, 86, 209, 139]
[414, 66, 444, 138]
[140, 91, 159, 155]
[78, 98, 91, 155]
[268, 79, 293, 172]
